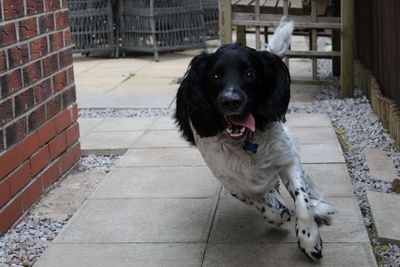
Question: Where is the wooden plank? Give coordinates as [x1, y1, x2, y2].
[292, 79, 341, 86]
[341, 0, 354, 97]
[232, 13, 341, 24]
[285, 50, 341, 57]
[233, 19, 341, 29]
[219, 0, 233, 44]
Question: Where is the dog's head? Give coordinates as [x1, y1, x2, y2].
[175, 43, 290, 145]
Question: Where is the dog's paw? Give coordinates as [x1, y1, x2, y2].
[295, 218, 323, 260]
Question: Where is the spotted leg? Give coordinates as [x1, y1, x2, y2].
[280, 161, 334, 260]
[229, 182, 291, 227]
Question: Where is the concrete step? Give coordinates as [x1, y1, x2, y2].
[367, 191, 400, 245]
[363, 148, 398, 183]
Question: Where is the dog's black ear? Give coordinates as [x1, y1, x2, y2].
[255, 51, 291, 128]
[174, 52, 224, 145]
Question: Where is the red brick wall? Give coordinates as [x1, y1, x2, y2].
[0, 0, 79, 233]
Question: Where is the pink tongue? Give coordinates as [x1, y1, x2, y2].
[228, 113, 256, 132]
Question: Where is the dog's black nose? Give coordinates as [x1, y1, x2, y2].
[218, 90, 246, 114]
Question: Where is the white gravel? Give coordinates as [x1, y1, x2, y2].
[79, 108, 173, 118]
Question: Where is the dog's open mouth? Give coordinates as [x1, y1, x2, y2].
[225, 113, 256, 140]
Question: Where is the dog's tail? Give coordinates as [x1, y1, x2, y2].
[266, 17, 294, 58]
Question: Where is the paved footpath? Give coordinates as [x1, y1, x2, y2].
[35, 113, 377, 267]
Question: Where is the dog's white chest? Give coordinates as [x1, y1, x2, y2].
[192, 122, 297, 194]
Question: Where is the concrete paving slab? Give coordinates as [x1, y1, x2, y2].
[77, 118, 104, 137]
[210, 197, 369, 243]
[77, 93, 175, 109]
[55, 198, 217, 243]
[36, 243, 205, 267]
[75, 82, 121, 94]
[93, 166, 221, 199]
[110, 82, 178, 95]
[364, 149, 398, 183]
[290, 127, 338, 144]
[81, 131, 143, 155]
[117, 148, 205, 167]
[367, 191, 400, 245]
[290, 84, 320, 103]
[203, 243, 377, 267]
[300, 143, 345, 163]
[131, 130, 189, 148]
[148, 116, 177, 131]
[286, 113, 332, 127]
[92, 117, 156, 132]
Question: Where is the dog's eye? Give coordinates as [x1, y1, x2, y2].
[211, 73, 220, 80]
[246, 71, 256, 79]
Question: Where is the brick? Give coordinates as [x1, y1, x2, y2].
[23, 61, 42, 86]
[5, 117, 27, 147]
[37, 119, 56, 146]
[55, 10, 70, 30]
[45, 0, 60, 11]
[41, 159, 61, 189]
[59, 48, 73, 68]
[53, 70, 67, 92]
[71, 103, 78, 121]
[18, 131, 39, 161]
[0, 51, 6, 72]
[0, 99, 13, 125]
[0, 145, 22, 178]
[28, 104, 46, 131]
[8, 44, 29, 68]
[3, 0, 24, 20]
[30, 145, 50, 176]
[30, 36, 48, 60]
[46, 95, 62, 119]
[42, 54, 59, 76]
[55, 109, 72, 133]
[49, 32, 63, 52]
[66, 123, 79, 146]
[64, 28, 72, 47]
[62, 86, 76, 109]
[26, 0, 45, 15]
[15, 88, 35, 116]
[8, 161, 31, 196]
[18, 17, 38, 41]
[0, 179, 11, 207]
[49, 132, 66, 159]
[38, 14, 55, 34]
[0, 197, 23, 233]
[34, 78, 52, 103]
[0, 22, 17, 47]
[0, 69, 22, 97]
[61, 146, 75, 173]
[21, 177, 42, 211]
[73, 142, 81, 162]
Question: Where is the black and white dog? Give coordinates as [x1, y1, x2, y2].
[174, 21, 334, 260]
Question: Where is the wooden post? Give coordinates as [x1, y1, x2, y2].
[311, 0, 318, 79]
[219, 0, 232, 44]
[255, 0, 261, 49]
[341, 0, 354, 98]
[237, 26, 246, 45]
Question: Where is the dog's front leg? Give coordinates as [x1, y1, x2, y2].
[280, 161, 326, 260]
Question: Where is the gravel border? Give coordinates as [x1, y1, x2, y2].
[0, 155, 120, 267]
